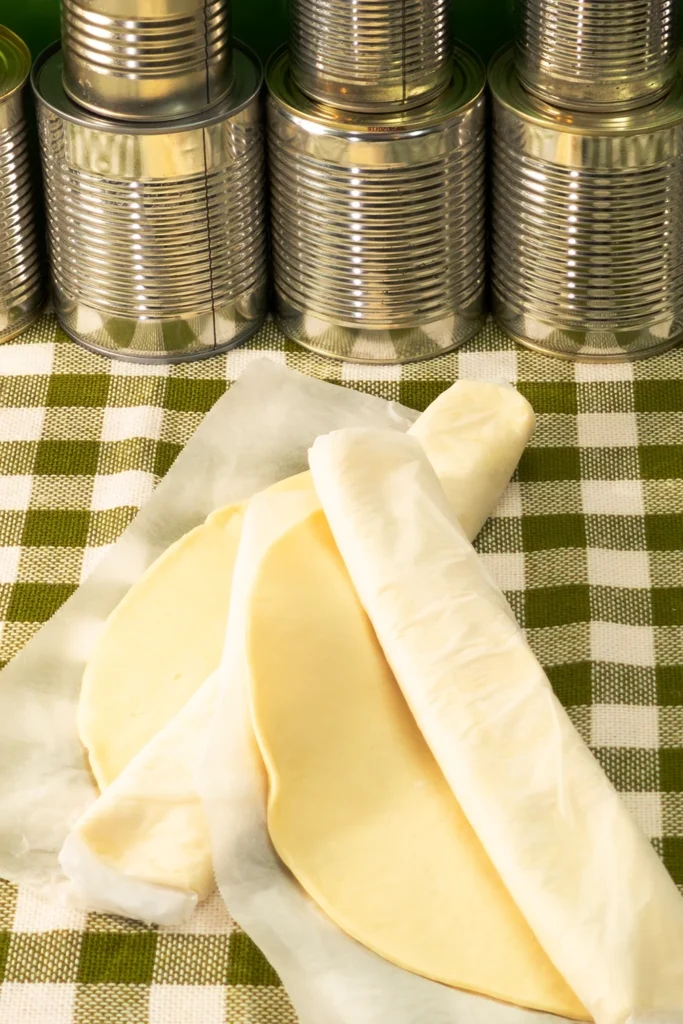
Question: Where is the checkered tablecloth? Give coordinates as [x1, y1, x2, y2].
[0, 311, 681, 1024]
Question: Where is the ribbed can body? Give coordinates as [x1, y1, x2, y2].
[290, 0, 452, 111]
[61, 0, 233, 121]
[267, 48, 486, 364]
[0, 35, 44, 344]
[34, 44, 267, 363]
[516, 0, 678, 111]
[491, 48, 683, 362]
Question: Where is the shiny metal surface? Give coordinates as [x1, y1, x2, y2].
[290, 0, 451, 111]
[34, 42, 267, 364]
[61, 0, 232, 121]
[516, 0, 679, 111]
[267, 46, 486, 364]
[491, 46, 683, 362]
[0, 28, 44, 344]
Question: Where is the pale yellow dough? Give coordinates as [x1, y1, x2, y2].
[247, 504, 588, 1020]
[79, 474, 308, 789]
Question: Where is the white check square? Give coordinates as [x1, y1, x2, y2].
[90, 470, 155, 511]
[225, 349, 286, 380]
[581, 480, 645, 517]
[493, 481, 523, 518]
[0, 546, 21, 584]
[577, 413, 639, 448]
[0, 407, 45, 442]
[0, 475, 33, 511]
[101, 405, 164, 443]
[618, 792, 663, 838]
[12, 887, 87, 932]
[150, 985, 225, 1024]
[0, 343, 55, 377]
[586, 549, 650, 589]
[458, 350, 518, 383]
[479, 552, 525, 591]
[0, 983, 76, 1024]
[592, 704, 659, 749]
[590, 622, 655, 667]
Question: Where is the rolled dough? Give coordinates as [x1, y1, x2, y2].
[247, 501, 588, 1019]
[79, 381, 535, 790]
[309, 428, 683, 1024]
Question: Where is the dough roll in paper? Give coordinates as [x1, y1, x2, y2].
[79, 379, 535, 789]
[309, 428, 683, 1024]
[62, 381, 535, 923]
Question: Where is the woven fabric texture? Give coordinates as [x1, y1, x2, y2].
[0, 312, 681, 1023]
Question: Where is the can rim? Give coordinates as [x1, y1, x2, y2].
[489, 44, 683, 136]
[31, 39, 263, 132]
[266, 41, 485, 137]
[0, 25, 31, 102]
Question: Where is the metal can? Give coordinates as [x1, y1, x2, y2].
[267, 45, 485, 365]
[0, 27, 44, 344]
[61, 0, 232, 121]
[33, 41, 267, 364]
[290, 0, 451, 111]
[490, 46, 683, 362]
[515, 0, 678, 112]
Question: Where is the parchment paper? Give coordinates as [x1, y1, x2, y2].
[0, 359, 416, 901]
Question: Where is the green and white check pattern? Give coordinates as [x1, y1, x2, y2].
[0, 311, 681, 1023]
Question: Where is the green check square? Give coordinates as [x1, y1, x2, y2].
[517, 382, 577, 414]
[164, 379, 225, 413]
[522, 514, 586, 552]
[652, 588, 683, 626]
[595, 749, 659, 791]
[644, 515, 683, 551]
[22, 509, 91, 548]
[46, 374, 111, 408]
[546, 663, 592, 707]
[6, 582, 77, 622]
[663, 837, 683, 887]
[657, 665, 683, 705]
[227, 932, 281, 987]
[34, 439, 100, 476]
[518, 447, 581, 482]
[578, 382, 634, 414]
[660, 748, 683, 793]
[0, 932, 9, 983]
[154, 441, 182, 480]
[633, 380, 683, 412]
[398, 380, 447, 413]
[640, 446, 683, 480]
[77, 933, 157, 984]
[525, 585, 591, 628]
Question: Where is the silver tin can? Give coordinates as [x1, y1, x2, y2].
[267, 45, 486, 365]
[516, 0, 678, 112]
[61, 0, 232, 122]
[290, 0, 451, 112]
[33, 41, 267, 364]
[0, 27, 44, 344]
[490, 46, 683, 362]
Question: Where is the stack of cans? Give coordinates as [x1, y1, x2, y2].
[268, 0, 487, 364]
[0, 27, 44, 343]
[491, 0, 683, 361]
[32, 0, 267, 362]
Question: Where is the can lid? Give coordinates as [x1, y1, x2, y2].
[267, 43, 485, 136]
[31, 40, 262, 132]
[490, 45, 683, 136]
[0, 26, 31, 101]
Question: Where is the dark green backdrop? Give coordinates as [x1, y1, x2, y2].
[2, 0, 515, 66]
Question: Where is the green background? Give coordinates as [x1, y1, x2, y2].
[3, 0, 515, 65]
